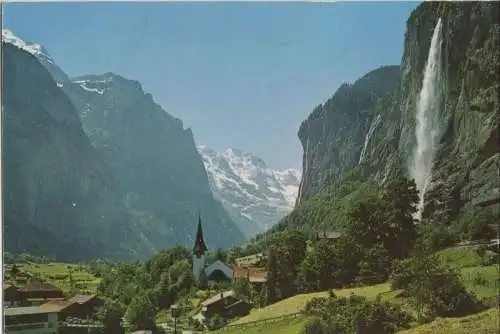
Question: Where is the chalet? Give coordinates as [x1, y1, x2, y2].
[3, 284, 22, 307]
[40, 299, 80, 321]
[18, 280, 64, 306]
[200, 290, 251, 319]
[68, 294, 105, 319]
[4, 306, 59, 334]
[233, 268, 267, 284]
[316, 231, 342, 241]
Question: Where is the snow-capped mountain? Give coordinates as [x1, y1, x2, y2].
[2, 29, 69, 82]
[198, 146, 301, 238]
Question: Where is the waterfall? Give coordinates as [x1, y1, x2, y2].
[359, 114, 382, 164]
[410, 18, 444, 221]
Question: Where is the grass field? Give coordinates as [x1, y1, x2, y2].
[217, 314, 309, 334]
[398, 307, 499, 334]
[436, 245, 484, 269]
[230, 283, 392, 325]
[15, 262, 101, 294]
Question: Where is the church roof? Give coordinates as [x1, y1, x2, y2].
[193, 213, 208, 256]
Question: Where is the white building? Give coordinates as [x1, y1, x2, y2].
[192, 214, 233, 285]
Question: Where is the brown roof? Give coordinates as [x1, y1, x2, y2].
[233, 268, 267, 282]
[69, 294, 97, 304]
[201, 290, 235, 307]
[40, 300, 75, 312]
[19, 281, 61, 292]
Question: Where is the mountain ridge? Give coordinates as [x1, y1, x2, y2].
[198, 145, 301, 238]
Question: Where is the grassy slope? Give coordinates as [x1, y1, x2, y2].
[398, 307, 499, 334]
[223, 246, 498, 334]
[16, 262, 101, 294]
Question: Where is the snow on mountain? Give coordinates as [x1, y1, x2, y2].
[2, 29, 55, 64]
[198, 145, 301, 238]
[2, 29, 69, 83]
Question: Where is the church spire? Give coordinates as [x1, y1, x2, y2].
[193, 211, 208, 258]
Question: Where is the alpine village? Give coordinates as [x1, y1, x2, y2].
[2, 2, 500, 334]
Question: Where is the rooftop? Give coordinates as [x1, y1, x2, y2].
[201, 290, 235, 307]
[5, 306, 57, 317]
[40, 300, 75, 312]
[69, 294, 98, 304]
[19, 280, 62, 292]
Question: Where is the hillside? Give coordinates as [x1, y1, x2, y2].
[285, 1, 499, 233]
[2, 30, 246, 260]
[198, 146, 300, 238]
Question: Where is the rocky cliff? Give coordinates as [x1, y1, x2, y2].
[296, 2, 499, 225]
[2, 43, 113, 260]
[297, 65, 401, 204]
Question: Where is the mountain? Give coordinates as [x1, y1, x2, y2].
[282, 1, 499, 233]
[198, 146, 301, 238]
[2, 42, 114, 260]
[2, 30, 246, 260]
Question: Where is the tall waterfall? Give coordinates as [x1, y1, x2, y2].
[410, 18, 443, 221]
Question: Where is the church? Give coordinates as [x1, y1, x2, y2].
[192, 215, 234, 286]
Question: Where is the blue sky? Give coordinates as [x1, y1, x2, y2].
[4, 2, 418, 169]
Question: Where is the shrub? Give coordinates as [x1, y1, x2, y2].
[303, 294, 412, 333]
[391, 251, 484, 319]
[301, 317, 334, 334]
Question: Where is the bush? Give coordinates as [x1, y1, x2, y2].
[391, 251, 484, 319]
[301, 317, 334, 334]
[303, 294, 412, 333]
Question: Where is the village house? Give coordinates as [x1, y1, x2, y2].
[18, 280, 65, 306]
[4, 306, 59, 334]
[40, 294, 105, 321]
[199, 290, 252, 320]
[68, 294, 105, 319]
[233, 267, 267, 285]
[3, 284, 22, 307]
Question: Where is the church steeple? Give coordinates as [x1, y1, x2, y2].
[193, 212, 208, 258]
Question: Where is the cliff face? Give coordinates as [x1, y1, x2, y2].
[61, 74, 246, 254]
[297, 66, 401, 204]
[2, 43, 113, 260]
[297, 2, 499, 222]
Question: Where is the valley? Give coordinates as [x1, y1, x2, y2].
[2, 1, 499, 334]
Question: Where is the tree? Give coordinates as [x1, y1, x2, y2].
[390, 247, 482, 321]
[453, 207, 497, 242]
[266, 246, 279, 304]
[9, 264, 20, 279]
[356, 243, 391, 285]
[232, 277, 251, 301]
[381, 175, 419, 259]
[125, 290, 158, 331]
[97, 298, 125, 334]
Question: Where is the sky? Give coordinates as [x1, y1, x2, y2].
[3, 2, 419, 170]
